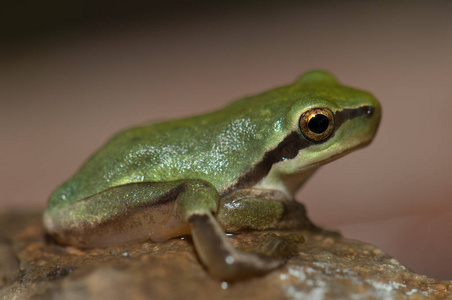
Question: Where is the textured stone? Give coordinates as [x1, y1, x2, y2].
[0, 212, 450, 300]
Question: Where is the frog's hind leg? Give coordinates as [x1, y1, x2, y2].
[44, 181, 194, 248]
[45, 179, 288, 280]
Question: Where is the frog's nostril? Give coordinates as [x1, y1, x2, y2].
[365, 106, 374, 118]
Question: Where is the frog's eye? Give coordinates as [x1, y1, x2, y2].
[299, 107, 335, 142]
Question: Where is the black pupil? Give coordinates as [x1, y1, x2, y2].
[308, 114, 329, 134]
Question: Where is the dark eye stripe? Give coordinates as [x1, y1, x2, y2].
[334, 105, 374, 128]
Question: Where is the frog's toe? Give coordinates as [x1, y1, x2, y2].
[255, 232, 305, 258]
[211, 250, 285, 282]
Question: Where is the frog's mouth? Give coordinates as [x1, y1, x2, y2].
[300, 139, 372, 171]
[277, 139, 373, 196]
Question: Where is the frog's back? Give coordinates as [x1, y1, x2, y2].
[48, 92, 294, 209]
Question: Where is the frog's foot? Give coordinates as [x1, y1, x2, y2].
[276, 200, 322, 232]
[189, 213, 286, 281]
[254, 232, 305, 258]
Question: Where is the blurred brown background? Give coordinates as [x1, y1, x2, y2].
[1, 1, 451, 280]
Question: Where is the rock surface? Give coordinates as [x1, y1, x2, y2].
[0, 212, 450, 300]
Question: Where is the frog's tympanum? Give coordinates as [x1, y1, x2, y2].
[44, 71, 381, 281]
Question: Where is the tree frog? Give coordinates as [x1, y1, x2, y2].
[44, 71, 381, 281]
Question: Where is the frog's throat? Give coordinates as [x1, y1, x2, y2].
[222, 105, 374, 196]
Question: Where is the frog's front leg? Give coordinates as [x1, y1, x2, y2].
[217, 189, 318, 232]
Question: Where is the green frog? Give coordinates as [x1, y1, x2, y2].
[44, 70, 381, 280]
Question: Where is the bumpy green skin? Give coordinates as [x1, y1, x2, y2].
[44, 71, 381, 280]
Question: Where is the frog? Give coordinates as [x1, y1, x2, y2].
[44, 70, 381, 281]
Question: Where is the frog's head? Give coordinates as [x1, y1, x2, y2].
[259, 70, 381, 195]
